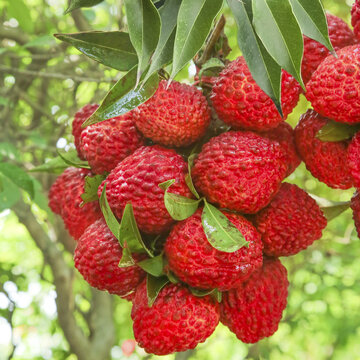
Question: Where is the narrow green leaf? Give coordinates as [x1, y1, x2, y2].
[159, 179, 200, 221]
[201, 200, 249, 253]
[190, 288, 216, 297]
[138, 254, 164, 277]
[289, 0, 334, 52]
[227, 0, 282, 115]
[198, 58, 224, 81]
[118, 246, 136, 268]
[99, 183, 121, 240]
[213, 290, 222, 303]
[65, 0, 104, 14]
[316, 121, 360, 142]
[82, 66, 159, 127]
[252, 0, 304, 88]
[29, 156, 68, 174]
[146, 275, 169, 307]
[143, 0, 182, 83]
[24, 35, 56, 48]
[170, 0, 223, 80]
[54, 31, 138, 71]
[80, 174, 106, 206]
[57, 149, 91, 169]
[321, 201, 350, 222]
[186, 153, 200, 199]
[0, 163, 34, 199]
[124, 0, 161, 82]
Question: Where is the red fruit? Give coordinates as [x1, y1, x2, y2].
[261, 122, 301, 177]
[72, 104, 99, 160]
[131, 280, 220, 355]
[80, 113, 144, 174]
[74, 218, 145, 296]
[165, 208, 263, 291]
[192, 131, 288, 214]
[98, 145, 192, 234]
[294, 109, 353, 189]
[254, 183, 327, 257]
[306, 45, 360, 124]
[352, 0, 360, 42]
[348, 131, 360, 188]
[211, 56, 301, 131]
[351, 191, 360, 238]
[48, 167, 102, 240]
[302, 13, 356, 84]
[133, 80, 210, 147]
[220, 257, 288, 344]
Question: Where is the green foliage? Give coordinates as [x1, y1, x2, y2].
[65, 0, 104, 14]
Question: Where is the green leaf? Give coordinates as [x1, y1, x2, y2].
[159, 179, 201, 221]
[124, 0, 161, 83]
[252, 0, 304, 88]
[57, 149, 91, 169]
[316, 121, 360, 142]
[227, 0, 282, 115]
[82, 66, 159, 127]
[24, 35, 56, 48]
[190, 288, 216, 297]
[54, 31, 137, 71]
[201, 200, 249, 253]
[80, 174, 106, 206]
[146, 275, 169, 307]
[288, 0, 334, 52]
[0, 174, 21, 212]
[118, 246, 136, 268]
[186, 153, 200, 199]
[65, 0, 104, 14]
[7, 0, 34, 33]
[138, 254, 164, 277]
[0, 163, 34, 199]
[143, 0, 182, 83]
[321, 201, 350, 222]
[198, 58, 224, 80]
[29, 156, 69, 174]
[170, 0, 223, 80]
[99, 183, 121, 240]
[0, 142, 21, 161]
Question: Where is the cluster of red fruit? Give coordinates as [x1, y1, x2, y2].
[48, 8, 360, 356]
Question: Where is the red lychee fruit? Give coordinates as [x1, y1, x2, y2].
[306, 44, 360, 124]
[74, 218, 146, 296]
[164, 208, 263, 291]
[351, 0, 360, 42]
[192, 131, 288, 214]
[261, 122, 301, 177]
[80, 113, 144, 174]
[302, 13, 356, 84]
[351, 191, 360, 238]
[48, 167, 102, 240]
[211, 56, 301, 131]
[133, 80, 211, 147]
[348, 131, 360, 188]
[253, 183, 327, 257]
[220, 257, 288, 344]
[131, 280, 220, 355]
[98, 145, 192, 234]
[294, 109, 353, 189]
[72, 104, 98, 160]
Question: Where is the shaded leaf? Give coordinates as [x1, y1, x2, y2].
[82, 66, 159, 127]
[138, 254, 164, 277]
[190, 288, 216, 297]
[146, 275, 169, 307]
[170, 0, 223, 80]
[201, 200, 249, 252]
[198, 58, 224, 80]
[54, 31, 137, 71]
[80, 174, 106, 206]
[186, 153, 200, 199]
[65, 0, 104, 14]
[321, 201, 350, 222]
[57, 149, 91, 169]
[118, 246, 136, 268]
[316, 121, 360, 142]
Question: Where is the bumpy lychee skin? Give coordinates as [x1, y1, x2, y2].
[262, 122, 301, 177]
[211, 57, 301, 131]
[294, 109, 353, 189]
[98, 145, 192, 234]
[133, 80, 211, 147]
[165, 209, 263, 291]
[192, 131, 288, 214]
[254, 183, 327, 257]
[352, 0, 360, 41]
[351, 191, 360, 238]
[220, 257, 289, 344]
[348, 132, 360, 188]
[74, 218, 145, 296]
[80, 113, 144, 174]
[306, 45, 360, 124]
[302, 13, 356, 84]
[72, 104, 99, 159]
[48, 167, 102, 240]
[131, 280, 220, 355]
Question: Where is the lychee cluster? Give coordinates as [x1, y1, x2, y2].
[46, 10, 360, 357]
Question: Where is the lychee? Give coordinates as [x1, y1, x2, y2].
[347, 131, 360, 188]
[351, 0, 360, 41]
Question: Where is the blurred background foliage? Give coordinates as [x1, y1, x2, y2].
[0, 0, 359, 359]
